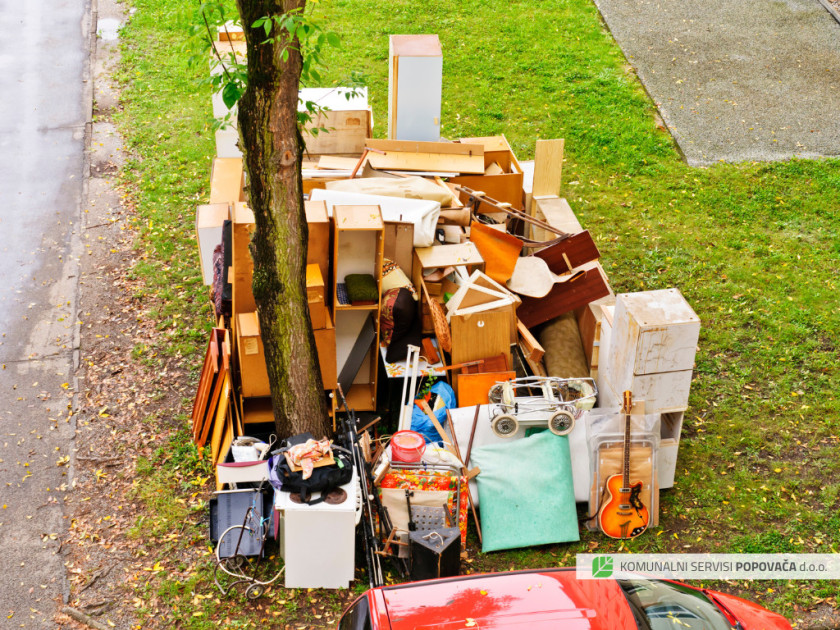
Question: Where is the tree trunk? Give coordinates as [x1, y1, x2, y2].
[235, 0, 330, 438]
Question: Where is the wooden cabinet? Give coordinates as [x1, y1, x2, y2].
[388, 35, 442, 142]
[332, 205, 384, 411]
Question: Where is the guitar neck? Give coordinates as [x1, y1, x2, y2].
[622, 392, 632, 489]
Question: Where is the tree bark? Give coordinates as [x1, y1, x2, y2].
[235, 0, 330, 438]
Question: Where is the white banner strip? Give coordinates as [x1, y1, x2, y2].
[576, 554, 840, 580]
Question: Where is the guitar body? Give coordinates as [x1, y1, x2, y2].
[598, 473, 649, 539]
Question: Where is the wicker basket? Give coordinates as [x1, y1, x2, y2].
[422, 281, 451, 354]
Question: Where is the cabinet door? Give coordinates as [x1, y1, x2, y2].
[394, 56, 442, 142]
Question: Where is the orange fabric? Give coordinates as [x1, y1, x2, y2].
[469, 222, 523, 284]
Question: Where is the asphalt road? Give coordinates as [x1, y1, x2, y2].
[0, 0, 90, 625]
[595, 0, 840, 165]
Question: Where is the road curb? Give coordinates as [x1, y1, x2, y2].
[818, 0, 840, 24]
[63, 0, 98, 609]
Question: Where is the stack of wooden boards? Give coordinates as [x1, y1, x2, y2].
[192, 28, 700, 496]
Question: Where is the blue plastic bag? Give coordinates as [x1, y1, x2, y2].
[410, 381, 456, 444]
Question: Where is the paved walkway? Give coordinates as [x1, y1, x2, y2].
[594, 0, 840, 165]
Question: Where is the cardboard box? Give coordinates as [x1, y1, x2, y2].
[236, 312, 270, 398]
[306, 264, 326, 330]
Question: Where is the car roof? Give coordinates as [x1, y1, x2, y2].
[379, 569, 637, 630]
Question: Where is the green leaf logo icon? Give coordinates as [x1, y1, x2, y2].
[592, 556, 614, 578]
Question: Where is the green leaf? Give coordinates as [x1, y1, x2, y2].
[221, 81, 243, 110]
[326, 32, 341, 48]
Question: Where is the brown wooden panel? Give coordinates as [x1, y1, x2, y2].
[533, 230, 600, 273]
[517, 268, 611, 329]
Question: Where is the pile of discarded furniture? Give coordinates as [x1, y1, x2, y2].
[191, 28, 702, 595]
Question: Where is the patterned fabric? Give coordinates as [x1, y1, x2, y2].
[212, 243, 224, 317]
[379, 287, 402, 346]
[381, 258, 418, 300]
[379, 468, 469, 545]
[336, 282, 350, 306]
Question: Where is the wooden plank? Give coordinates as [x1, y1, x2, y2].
[366, 139, 485, 174]
[517, 319, 545, 363]
[314, 310, 337, 390]
[214, 394, 234, 491]
[318, 156, 361, 170]
[231, 202, 256, 315]
[533, 197, 582, 242]
[531, 139, 565, 202]
[517, 267, 611, 329]
[191, 338, 218, 439]
[208, 372, 231, 463]
[383, 221, 414, 278]
[305, 200, 331, 300]
[209, 158, 244, 205]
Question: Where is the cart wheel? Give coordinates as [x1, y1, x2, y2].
[491, 414, 519, 437]
[548, 409, 575, 436]
[246, 583, 265, 600]
[223, 554, 247, 572]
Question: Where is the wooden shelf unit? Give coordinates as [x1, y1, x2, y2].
[332, 205, 384, 411]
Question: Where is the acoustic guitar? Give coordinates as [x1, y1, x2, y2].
[598, 391, 649, 539]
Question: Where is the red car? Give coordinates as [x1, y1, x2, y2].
[338, 568, 791, 630]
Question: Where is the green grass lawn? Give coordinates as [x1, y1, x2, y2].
[116, 0, 840, 625]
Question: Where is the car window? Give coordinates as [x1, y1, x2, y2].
[618, 579, 734, 630]
[339, 596, 372, 630]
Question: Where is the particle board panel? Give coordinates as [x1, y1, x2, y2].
[303, 110, 371, 157]
[450, 310, 511, 368]
[531, 139, 565, 202]
[236, 312, 270, 398]
[196, 203, 230, 285]
[389, 35, 443, 142]
[305, 199, 331, 297]
[306, 264, 327, 330]
[209, 157, 245, 205]
[366, 139, 484, 174]
[314, 310, 337, 390]
[450, 172, 525, 210]
[231, 202, 256, 316]
[383, 221, 414, 279]
[532, 197, 583, 242]
[610, 289, 701, 378]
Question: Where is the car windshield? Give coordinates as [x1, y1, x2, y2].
[618, 579, 735, 630]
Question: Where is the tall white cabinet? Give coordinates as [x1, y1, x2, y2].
[388, 35, 443, 141]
